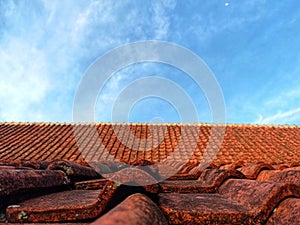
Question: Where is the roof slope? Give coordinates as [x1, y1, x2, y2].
[0, 122, 299, 165]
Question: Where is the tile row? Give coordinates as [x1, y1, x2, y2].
[1, 159, 299, 224]
[1, 123, 300, 166]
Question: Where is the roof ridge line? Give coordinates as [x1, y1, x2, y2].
[0, 121, 299, 128]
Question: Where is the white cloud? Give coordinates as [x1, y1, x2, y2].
[255, 107, 300, 124]
[227, 74, 300, 125]
[151, 0, 176, 39]
[0, 1, 141, 121]
[0, 37, 51, 121]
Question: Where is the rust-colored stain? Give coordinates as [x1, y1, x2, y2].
[1, 122, 300, 224]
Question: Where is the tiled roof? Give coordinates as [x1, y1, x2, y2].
[0, 122, 299, 165]
[0, 122, 300, 224]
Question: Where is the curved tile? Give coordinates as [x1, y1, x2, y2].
[158, 193, 248, 225]
[47, 160, 100, 181]
[237, 163, 274, 179]
[91, 193, 168, 225]
[219, 179, 300, 223]
[257, 169, 300, 186]
[160, 169, 246, 193]
[6, 181, 120, 223]
[266, 198, 300, 225]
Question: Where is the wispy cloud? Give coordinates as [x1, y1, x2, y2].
[226, 63, 300, 125]
[0, 0, 177, 122]
[0, 35, 51, 121]
[255, 107, 300, 124]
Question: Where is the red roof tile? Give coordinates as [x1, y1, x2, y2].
[159, 178, 300, 224]
[0, 169, 69, 197]
[266, 198, 300, 225]
[159, 192, 249, 224]
[6, 181, 119, 223]
[6, 190, 101, 223]
[47, 160, 100, 181]
[257, 167, 300, 186]
[91, 193, 168, 225]
[108, 167, 159, 193]
[74, 179, 108, 190]
[160, 169, 246, 193]
[237, 162, 274, 179]
[218, 179, 300, 222]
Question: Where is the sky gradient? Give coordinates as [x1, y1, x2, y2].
[1, 0, 300, 125]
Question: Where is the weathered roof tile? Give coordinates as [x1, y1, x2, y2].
[47, 160, 100, 181]
[219, 179, 300, 223]
[266, 198, 300, 225]
[6, 181, 119, 223]
[74, 179, 108, 190]
[160, 169, 246, 193]
[91, 193, 168, 225]
[237, 162, 274, 179]
[257, 167, 300, 186]
[0, 169, 69, 198]
[158, 192, 249, 224]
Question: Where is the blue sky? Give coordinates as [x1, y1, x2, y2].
[0, 0, 300, 124]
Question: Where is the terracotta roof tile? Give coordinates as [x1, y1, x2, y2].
[6, 223, 89, 225]
[266, 198, 300, 225]
[6, 181, 119, 223]
[108, 167, 160, 193]
[218, 179, 300, 223]
[219, 160, 245, 170]
[6, 189, 100, 223]
[237, 162, 274, 179]
[0, 169, 69, 197]
[271, 163, 290, 170]
[74, 179, 108, 190]
[0, 161, 299, 224]
[198, 168, 246, 185]
[160, 169, 246, 193]
[0, 165, 17, 170]
[159, 192, 249, 224]
[47, 160, 100, 181]
[187, 162, 220, 175]
[166, 173, 200, 180]
[159, 178, 300, 224]
[91, 193, 168, 225]
[257, 167, 300, 186]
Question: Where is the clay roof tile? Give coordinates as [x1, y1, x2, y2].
[91, 193, 168, 225]
[237, 162, 274, 179]
[47, 160, 100, 181]
[5, 181, 119, 223]
[266, 198, 300, 225]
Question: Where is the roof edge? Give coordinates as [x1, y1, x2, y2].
[0, 121, 299, 128]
